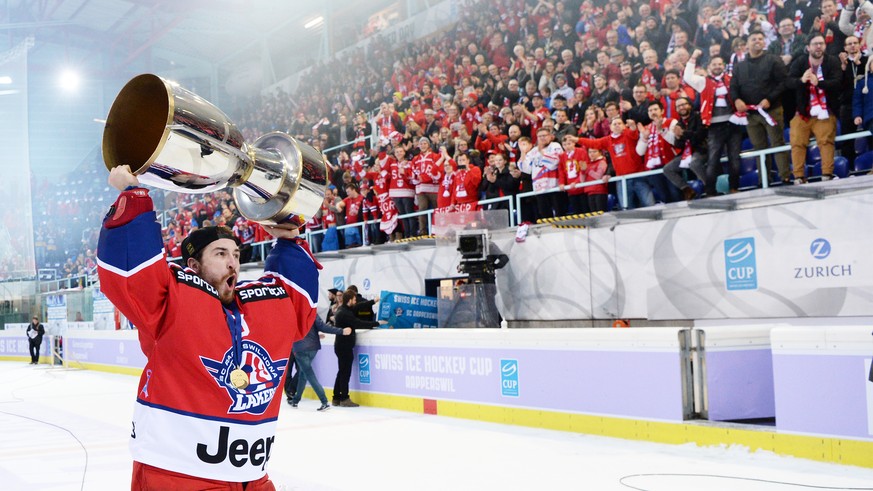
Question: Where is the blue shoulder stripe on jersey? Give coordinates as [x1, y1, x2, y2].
[263, 239, 318, 305]
[97, 211, 164, 274]
[135, 399, 279, 426]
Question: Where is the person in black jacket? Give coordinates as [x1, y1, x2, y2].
[730, 30, 791, 185]
[785, 33, 842, 183]
[347, 285, 377, 322]
[26, 316, 45, 365]
[332, 290, 384, 407]
[289, 316, 351, 411]
[481, 152, 520, 210]
[662, 97, 709, 200]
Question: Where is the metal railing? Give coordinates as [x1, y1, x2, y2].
[148, 129, 873, 257]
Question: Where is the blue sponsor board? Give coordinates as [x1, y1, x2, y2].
[358, 354, 371, 384]
[378, 290, 439, 328]
[500, 359, 519, 397]
[332, 276, 345, 291]
[724, 237, 757, 291]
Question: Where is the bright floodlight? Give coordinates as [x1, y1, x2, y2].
[304, 16, 324, 29]
[0, 76, 11, 84]
[59, 69, 80, 91]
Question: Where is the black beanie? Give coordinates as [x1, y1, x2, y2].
[181, 226, 240, 263]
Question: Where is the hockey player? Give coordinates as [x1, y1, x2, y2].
[97, 165, 318, 489]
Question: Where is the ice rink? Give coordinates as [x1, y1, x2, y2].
[1, 361, 872, 491]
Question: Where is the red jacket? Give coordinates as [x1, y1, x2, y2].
[452, 165, 482, 205]
[578, 128, 643, 176]
[412, 151, 443, 194]
[559, 148, 590, 196]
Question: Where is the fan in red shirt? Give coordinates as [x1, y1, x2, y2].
[474, 122, 508, 156]
[339, 183, 364, 248]
[411, 137, 443, 236]
[451, 153, 482, 212]
[385, 146, 417, 238]
[436, 159, 456, 215]
[558, 136, 591, 214]
[583, 147, 610, 213]
[364, 160, 400, 241]
[638, 101, 682, 203]
[574, 117, 652, 209]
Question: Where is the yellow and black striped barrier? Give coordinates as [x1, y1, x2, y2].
[536, 211, 605, 228]
[394, 234, 436, 244]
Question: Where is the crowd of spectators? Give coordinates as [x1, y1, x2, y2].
[19, 0, 873, 272]
[227, 0, 873, 250]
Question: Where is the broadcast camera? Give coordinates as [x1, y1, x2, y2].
[456, 229, 507, 283]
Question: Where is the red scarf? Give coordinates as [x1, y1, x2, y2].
[808, 62, 829, 119]
[645, 123, 664, 169]
[641, 67, 658, 91]
[820, 14, 835, 44]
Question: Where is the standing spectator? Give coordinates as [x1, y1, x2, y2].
[332, 290, 383, 407]
[288, 317, 351, 411]
[839, 35, 866, 170]
[684, 50, 744, 194]
[558, 135, 590, 214]
[451, 152, 483, 212]
[730, 31, 790, 185]
[518, 127, 562, 219]
[638, 101, 682, 203]
[574, 118, 649, 209]
[623, 84, 654, 126]
[320, 187, 343, 252]
[583, 147, 610, 213]
[412, 137, 443, 235]
[659, 69, 697, 120]
[26, 316, 45, 365]
[768, 17, 808, 67]
[481, 151, 519, 210]
[818, 0, 848, 57]
[386, 146, 417, 238]
[785, 33, 841, 183]
[663, 97, 709, 200]
[589, 74, 620, 108]
[552, 109, 576, 142]
[339, 183, 364, 247]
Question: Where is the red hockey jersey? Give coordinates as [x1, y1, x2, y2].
[97, 191, 317, 482]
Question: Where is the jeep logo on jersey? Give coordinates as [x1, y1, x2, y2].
[200, 340, 287, 415]
[237, 285, 288, 303]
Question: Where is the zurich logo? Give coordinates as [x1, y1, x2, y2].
[809, 238, 831, 259]
[725, 240, 754, 264]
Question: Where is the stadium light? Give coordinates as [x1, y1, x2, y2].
[304, 16, 324, 29]
[59, 69, 80, 92]
[0, 76, 11, 84]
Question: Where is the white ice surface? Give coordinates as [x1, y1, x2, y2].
[1, 361, 872, 491]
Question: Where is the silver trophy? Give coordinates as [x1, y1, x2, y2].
[102, 74, 327, 224]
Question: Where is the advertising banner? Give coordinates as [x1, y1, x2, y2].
[45, 294, 67, 333]
[378, 290, 439, 328]
[92, 287, 116, 330]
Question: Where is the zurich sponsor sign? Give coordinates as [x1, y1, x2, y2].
[358, 354, 371, 384]
[793, 238, 853, 279]
[724, 237, 757, 291]
[500, 359, 519, 397]
[809, 238, 831, 259]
